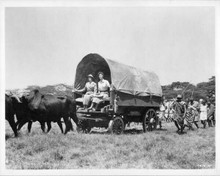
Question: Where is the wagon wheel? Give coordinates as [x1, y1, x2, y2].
[77, 119, 91, 133]
[143, 109, 157, 132]
[110, 116, 124, 135]
[77, 120, 84, 133]
[85, 126, 91, 134]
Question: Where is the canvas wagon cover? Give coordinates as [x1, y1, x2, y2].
[74, 53, 162, 97]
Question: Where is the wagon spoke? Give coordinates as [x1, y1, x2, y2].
[149, 111, 152, 117]
[143, 109, 157, 132]
[111, 116, 124, 135]
[152, 113, 156, 118]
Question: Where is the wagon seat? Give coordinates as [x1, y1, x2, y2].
[75, 87, 110, 111]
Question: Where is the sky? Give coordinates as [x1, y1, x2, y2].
[5, 7, 215, 89]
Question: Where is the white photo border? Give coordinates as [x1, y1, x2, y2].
[0, 0, 219, 175]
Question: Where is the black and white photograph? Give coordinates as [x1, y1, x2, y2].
[0, 0, 219, 175]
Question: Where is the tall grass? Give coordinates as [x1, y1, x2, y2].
[5, 121, 215, 169]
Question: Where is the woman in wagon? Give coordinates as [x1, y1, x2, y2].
[88, 72, 110, 111]
[74, 74, 97, 110]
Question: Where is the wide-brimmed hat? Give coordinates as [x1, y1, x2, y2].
[177, 94, 182, 99]
[87, 74, 94, 79]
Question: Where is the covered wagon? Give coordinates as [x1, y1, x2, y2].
[73, 53, 162, 134]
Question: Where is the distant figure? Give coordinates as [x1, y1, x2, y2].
[200, 100, 207, 128]
[207, 101, 215, 127]
[88, 72, 110, 111]
[74, 74, 97, 110]
[172, 94, 186, 133]
[199, 99, 203, 105]
[188, 97, 200, 129]
[158, 100, 166, 128]
[184, 104, 195, 130]
[164, 100, 175, 122]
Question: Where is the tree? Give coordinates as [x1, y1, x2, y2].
[162, 76, 215, 102]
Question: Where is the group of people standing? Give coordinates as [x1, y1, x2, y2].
[158, 94, 215, 132]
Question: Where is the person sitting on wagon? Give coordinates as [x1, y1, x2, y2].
[74, 74, 97, 110]
[88, 72, 110, 111]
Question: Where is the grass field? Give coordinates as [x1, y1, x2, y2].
[5, 121, 215, 169]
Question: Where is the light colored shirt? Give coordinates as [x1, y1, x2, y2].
[85, 81, 97, 93]
[98, 79, 110, 92]
[160, 104, 166, 111]
[200, 104, 207, 120]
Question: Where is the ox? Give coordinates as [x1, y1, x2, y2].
[5, 94, 18, 137]
[16, 89, 78, 134]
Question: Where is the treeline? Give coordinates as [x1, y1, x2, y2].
[162, 76, 215, 103]
[9, 76, 215, 104]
